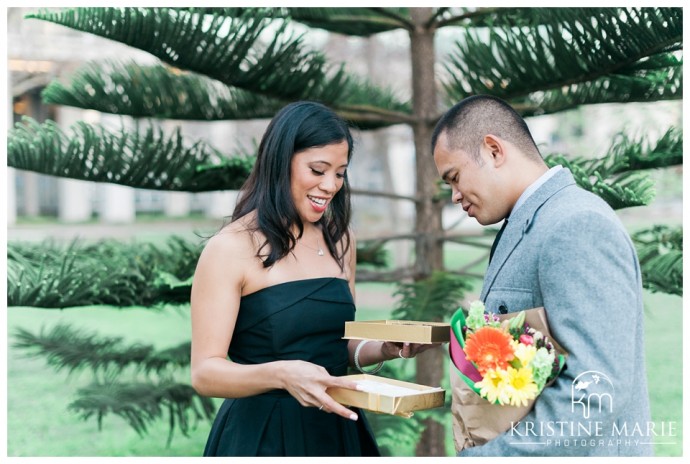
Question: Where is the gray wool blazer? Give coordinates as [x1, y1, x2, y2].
[459, 168, 653, 457]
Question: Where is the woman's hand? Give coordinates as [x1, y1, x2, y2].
[381, 341, 442, 360]
[277, 360, 361, 421]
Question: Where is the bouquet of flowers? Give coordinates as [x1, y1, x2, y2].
[449, 301, 567, 451]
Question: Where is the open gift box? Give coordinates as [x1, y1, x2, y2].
[327, 374, 445, 418]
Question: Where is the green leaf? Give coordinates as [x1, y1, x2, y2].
[508, 311, 525, 332]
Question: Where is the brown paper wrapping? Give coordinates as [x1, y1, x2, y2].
[451, 306, 567, 452]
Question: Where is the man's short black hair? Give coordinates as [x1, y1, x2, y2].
[431, 95, 542, 163]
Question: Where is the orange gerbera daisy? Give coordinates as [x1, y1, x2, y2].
[464, 327, 515, 375]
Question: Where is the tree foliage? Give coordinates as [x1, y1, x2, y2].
[13, 323, 214, 446]
[8, 116, 256, 192]
[8, 237, 198, 308]
[8, 237, 390, 309]
[632, 225, 683, 296]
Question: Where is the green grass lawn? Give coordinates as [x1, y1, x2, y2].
[641, 291, 684, 456]
[6, 286, 682, 456]
[6, 305, 216, 457]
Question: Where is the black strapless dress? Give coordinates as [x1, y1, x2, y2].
[203, 277, 380, 456]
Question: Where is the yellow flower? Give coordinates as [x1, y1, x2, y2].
[476, 368, 511, 405]
[512, 341, 537, 367]
[505, 366, 539, 407]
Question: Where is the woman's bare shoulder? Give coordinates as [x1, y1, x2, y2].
[202, 216, 259, 259]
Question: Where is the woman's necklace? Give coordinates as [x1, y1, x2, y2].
[299, 237, 324, 256]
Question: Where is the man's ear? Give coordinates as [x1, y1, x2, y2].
[483, 134, 507, 167]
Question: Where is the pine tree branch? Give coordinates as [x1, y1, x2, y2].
[41, 59, 412, 128]
[26, 8, 326, 101]
[434, 7, 503, 29]
[355, 242, 389, 268]
[455, 254, 491, 275]
[632, 225, 683, 296]
[605, 127, 683, 172]
[12, 322, 213, 444]
[545, 127, 682, 177]
[441, 7, 682, 107]
[7, 237, 201, 308]
[544, 157, 656, 210]
[442, 236, 493, 250]
[337, 105, 415, 126]
[26, 7, 410, 122]
[13, 324, 191, 375]
[444, 270, 487, 281]
[41, 61, 287, 121]
[8, 237, 389, 308]
[8, 116, 255, 192]
[294, 7, 412, 34]
[69, 380, 216, 445]
[364, 7, 414, 31]
[541, 127, 682, 210]
[181, 7, 411, 36]
[511, 67, 683, 117]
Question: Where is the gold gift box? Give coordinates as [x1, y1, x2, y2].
[327, 374, 445, 418]
[343, 320, 451, 344]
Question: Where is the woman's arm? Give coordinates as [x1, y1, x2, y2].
[191, 230, 360, 420]
[191, 231, 282, 397]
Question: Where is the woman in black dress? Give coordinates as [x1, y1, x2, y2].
[190, 101, 432, 456]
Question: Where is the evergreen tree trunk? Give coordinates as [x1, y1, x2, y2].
[409, 8, 446, 457]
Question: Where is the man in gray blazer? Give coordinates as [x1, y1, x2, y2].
[432, 95, 653, 456]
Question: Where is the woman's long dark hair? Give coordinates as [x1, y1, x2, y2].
[232, 101, 354, 269]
